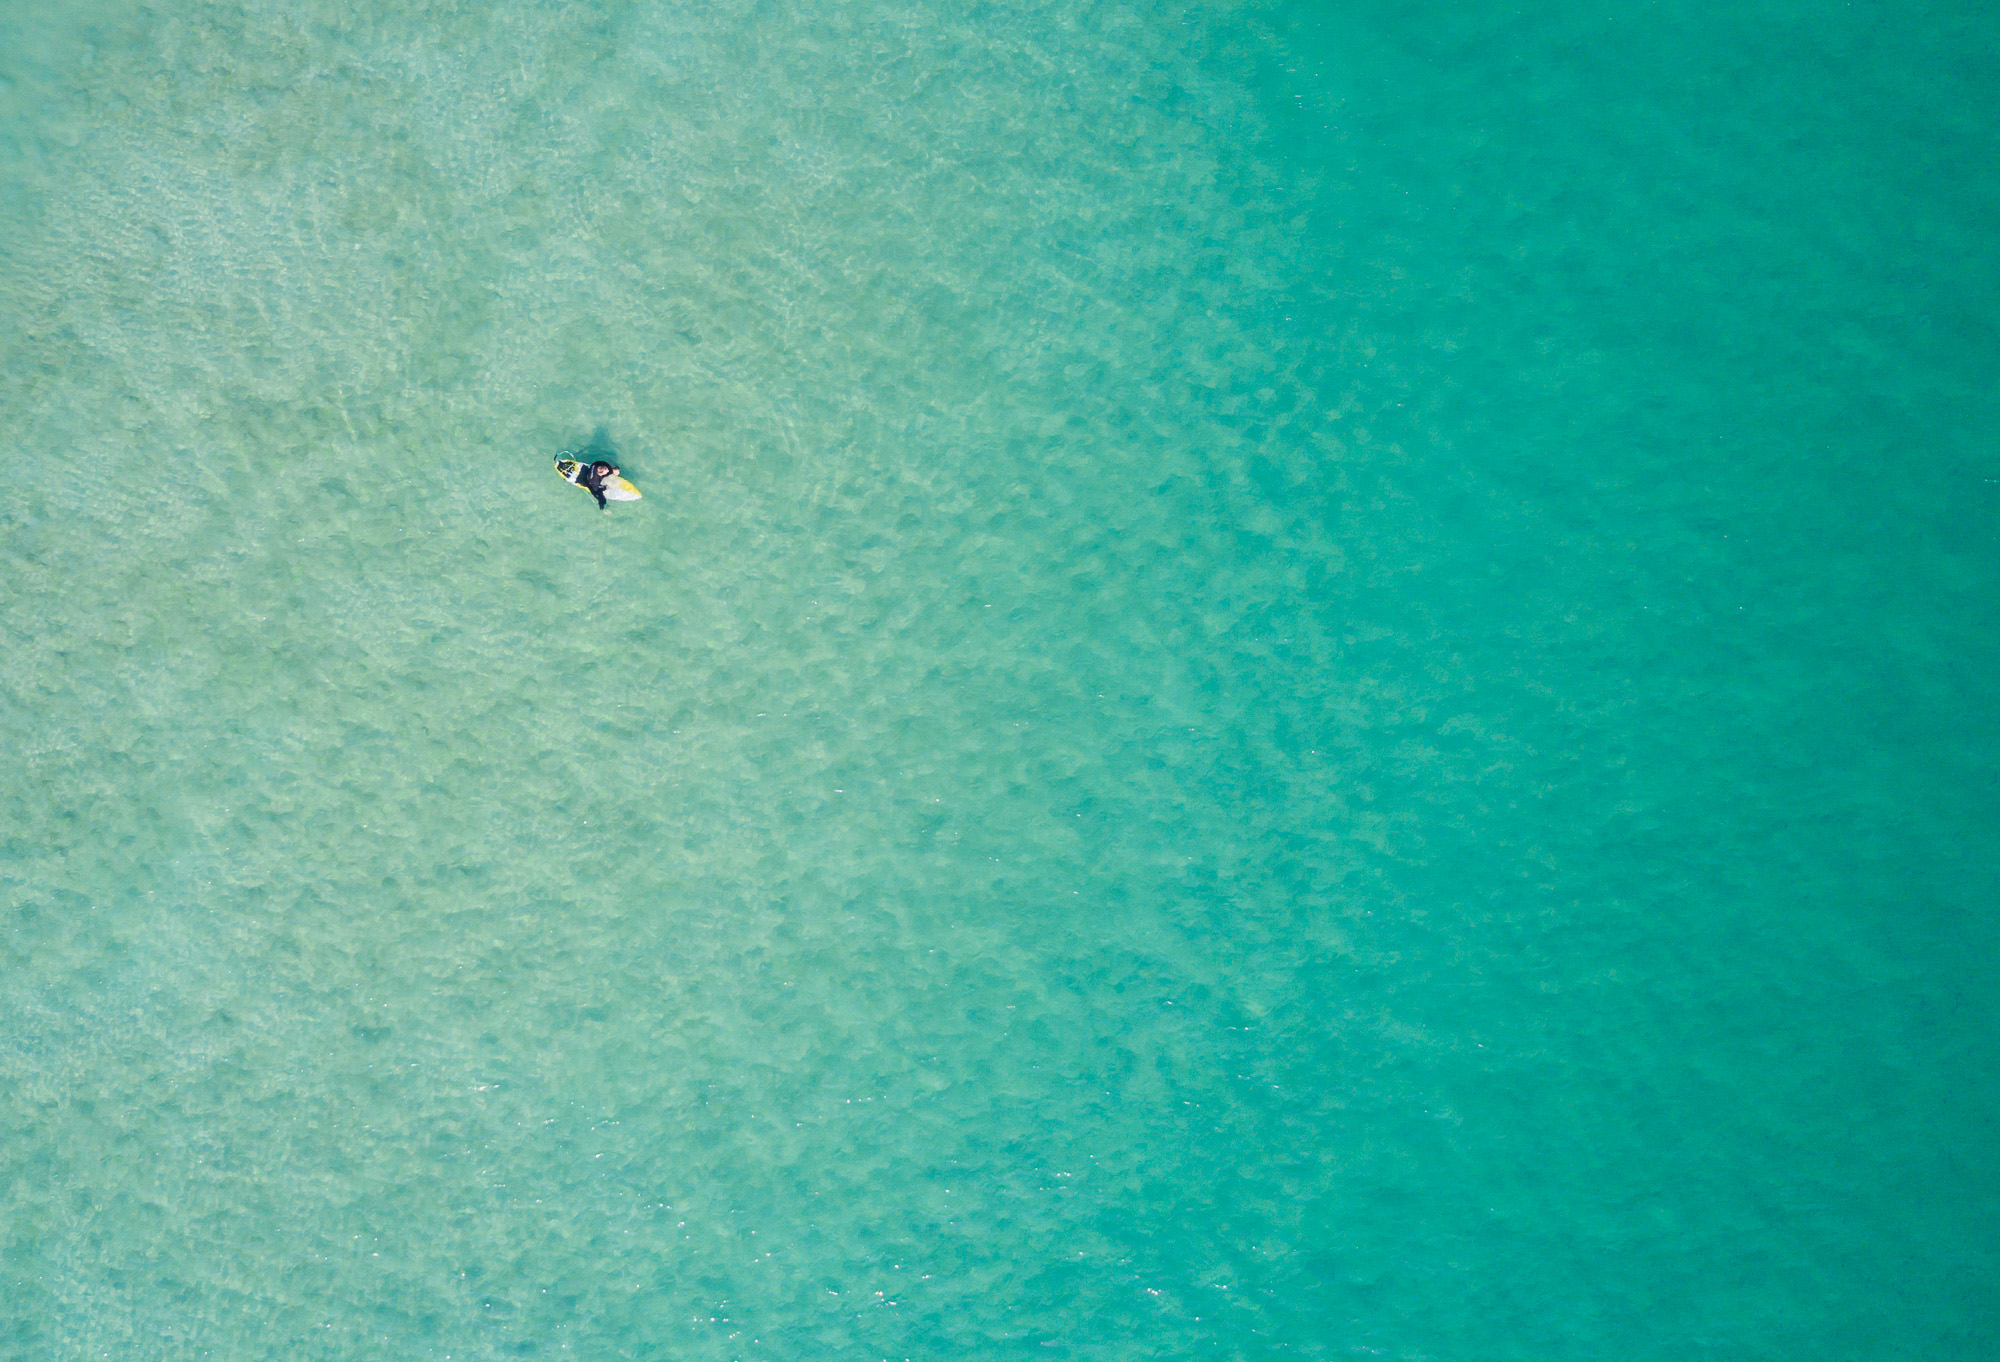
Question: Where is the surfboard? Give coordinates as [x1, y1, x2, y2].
[554, 458, 642, 501]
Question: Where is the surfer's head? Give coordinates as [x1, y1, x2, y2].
[592, 462, 613, 478]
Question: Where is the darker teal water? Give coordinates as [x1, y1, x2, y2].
[1243, 2, 2000, 1353]
[1260, 0, 2000, 1337]
[2, 1, 1996, 1358]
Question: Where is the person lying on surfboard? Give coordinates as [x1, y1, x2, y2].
[556, 456, 622, 511]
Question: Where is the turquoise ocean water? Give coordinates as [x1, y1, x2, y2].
[3, 0, 1997, 1357]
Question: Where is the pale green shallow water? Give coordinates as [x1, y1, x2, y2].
[3, 0, 1998, 1358]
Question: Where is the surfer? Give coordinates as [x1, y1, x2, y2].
[556, 455, 622, 511]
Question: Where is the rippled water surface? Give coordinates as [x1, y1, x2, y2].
[3, 1, 1997, 1358]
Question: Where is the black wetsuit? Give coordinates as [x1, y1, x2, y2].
[578, 464, 613, 509]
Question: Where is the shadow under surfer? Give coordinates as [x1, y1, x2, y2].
[556, 454, 621, 511]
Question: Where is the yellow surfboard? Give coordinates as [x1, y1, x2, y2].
[555, 458, 642, 502]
